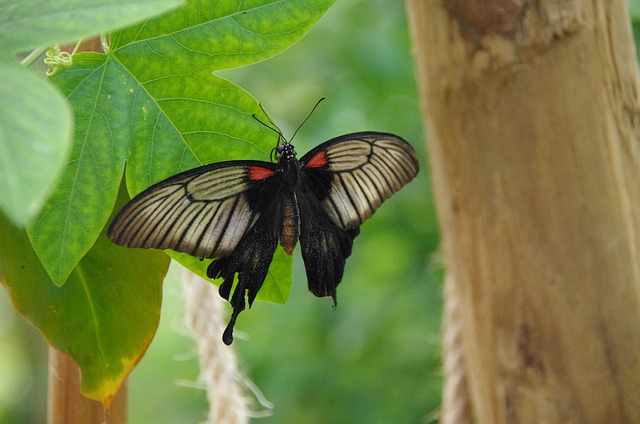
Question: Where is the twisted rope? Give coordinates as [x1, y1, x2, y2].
[183, 270, 255, 424]
[441, 274, 472, 424]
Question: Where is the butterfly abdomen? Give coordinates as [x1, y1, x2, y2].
[280, 194, 300, 255]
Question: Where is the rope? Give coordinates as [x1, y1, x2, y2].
[183, 268, 469, 423]
[441, 274, 473, 424]
[183, 269, 257, 424]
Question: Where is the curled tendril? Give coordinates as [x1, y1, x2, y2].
[44, 47, 73, 76]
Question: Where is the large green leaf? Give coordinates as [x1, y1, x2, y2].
[0, 0, 183, 226]
[0, 62, 72, 226]
[26, 54, 137, 285]
[0, 0, 183, 52]
[112, 0, 334, 72]
[0, 186, 169, 402]
[27, 0, 335, 293]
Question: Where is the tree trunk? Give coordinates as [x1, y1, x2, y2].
[406, 1, 640, 423]
[48, 348, 127, 424]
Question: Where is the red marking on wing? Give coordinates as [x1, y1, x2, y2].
[305, 151, 328, 169]
[248, 166, 276, 181]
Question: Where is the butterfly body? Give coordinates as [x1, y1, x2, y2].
[265, 143, 302, 254]
[109, 132, 419, 344]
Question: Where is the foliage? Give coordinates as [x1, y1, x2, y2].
[0, 0, 183, 226]
[0, 186, 168, 400]
[1, 0, 335, 403]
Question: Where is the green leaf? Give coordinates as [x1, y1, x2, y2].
[0, 0, 184, 226]
[0, 187, 169, 402]
[112, 0, 334, 72]
[27, 54, 139, 285]
[0, 61, 72, 226]
[0, 0, 184, 53]
[28, 0, 335, 304]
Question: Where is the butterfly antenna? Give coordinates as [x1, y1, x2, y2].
[252, 112, 284, 139]
[253, 104, 288, 162]
[254, 102, 287, 140]
[252, 110, 286, 162]
[290, 97, 326, 142]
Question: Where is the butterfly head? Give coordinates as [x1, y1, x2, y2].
[274, 141, 297, 164]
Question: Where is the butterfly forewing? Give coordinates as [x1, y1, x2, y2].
[108, 161, 276, 259]
[300, 132, 419, 230]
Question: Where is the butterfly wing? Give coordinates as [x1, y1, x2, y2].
[299, 132, 419, 230]
[297, 132, 419, 300]
[207, 209, 280, 345]
[109, 159, 284, 345]
[108, 160, 278, 259]
[296, 186, 360, 301]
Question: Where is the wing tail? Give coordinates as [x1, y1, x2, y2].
[207, 213, 278, 345]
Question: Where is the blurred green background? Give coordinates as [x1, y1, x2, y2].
[0, 1, 442, 423]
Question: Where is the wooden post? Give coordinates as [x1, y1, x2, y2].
[48, 348, 127, 424]
[407, 0, 640, 423]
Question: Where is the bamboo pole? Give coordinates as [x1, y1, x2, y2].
[47, 348, 127, 424]
[407, 0, 640, 422]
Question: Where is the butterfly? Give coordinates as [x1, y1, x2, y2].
[108, 120, 419, 345]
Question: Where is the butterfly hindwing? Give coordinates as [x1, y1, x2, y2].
[205, 168, 294, 345]
[296, 132, 418, 301]
[297, 192, 360, 302]
[108, 160, 278, 260]
[207, 211, 280, 345]
[299, 132, 419, 230]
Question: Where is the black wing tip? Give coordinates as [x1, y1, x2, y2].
[222, 325, 235, 345]
[222, 306, 241, 345]
[308, 287, 338, 309]
[308, 284, 338, 300]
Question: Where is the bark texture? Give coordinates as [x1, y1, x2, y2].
[406, 1, 640, 422]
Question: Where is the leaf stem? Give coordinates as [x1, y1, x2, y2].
[21, 47, 45, 66]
